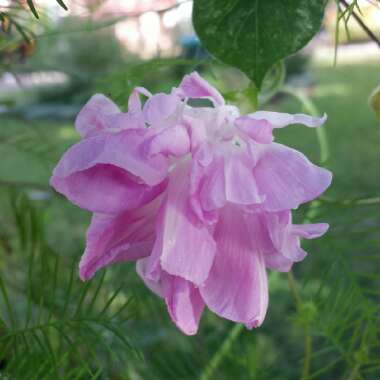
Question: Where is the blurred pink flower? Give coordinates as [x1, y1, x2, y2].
[50, 72, 332, 335]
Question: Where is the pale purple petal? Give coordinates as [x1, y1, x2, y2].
[75, 94, 120, 138]
[283, 222, 329, 262]
[292, 223, 329, 239]
[79, 196, 161, 280]
[137, 201, 166, 284]
[263, 251, 294, 272]
[177, 72, 225, 106]
[156, 164, 216, 286]
[248, 111, 327, 128]
[254, 143, 332, 211]
[50, 129, 170, 213]
[190, 146, 262, 221]
[136, 258, 165, 297]
[262, 211, 329, 270]
[136, 262, 205, 335]
[142, 125, 190, 158]
[235, 112, 326, 144]
[224, 151, 263, 205]
[51, 163, 166, 214]
[189, 145, 219, 224]
[52, 129, 168, 185]
[128, 86, 152, 115]
[235, 117, 274, 144]
[143, 93, 180, 126]
[165, 275, 205, 335]
[200, 206, 268, 327]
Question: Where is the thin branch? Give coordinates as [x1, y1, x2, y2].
[339, 0, 380, 47]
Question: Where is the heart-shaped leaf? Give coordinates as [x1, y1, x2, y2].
[193, 0, 327, 89]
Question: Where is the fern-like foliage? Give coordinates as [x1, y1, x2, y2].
[304, 201, 380, 380]
[0, 193, 138, 379]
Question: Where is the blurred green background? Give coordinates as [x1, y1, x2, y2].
[0, 1, 379, 379]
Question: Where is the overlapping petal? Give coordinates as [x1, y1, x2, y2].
[177, 71, 225, 106]
[79, 196, 161, 280]
[235, 111, 327, 144]
[50, 71, 333, 336]
[153, 164, 216, 286]
[143, 93, 181, 126]
[262, 211, 329, 271]
[75, 94, 121, 138]
[165, 275, 205, 335]
[200, 206, 268, 327]
[137, 261, 205, 335]
[50, 129, 169, 213]
[253, 143, 332, 212]
[189, 144, 262, 223]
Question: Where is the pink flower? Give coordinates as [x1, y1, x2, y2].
[50, 72, 332, 335]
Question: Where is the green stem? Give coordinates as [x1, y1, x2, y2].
[288, 271, 313, 380]
[248, 82, 259, 111]
[287, 271, 302, 308]
[302, 325, 312, 380]
[199, 323, 244, 380]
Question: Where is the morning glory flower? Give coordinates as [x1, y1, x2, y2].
[50, 72, 332, 335]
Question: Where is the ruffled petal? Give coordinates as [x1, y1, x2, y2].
[128, 86, 152, 115]
[136, 262, 205, 335]
[248, 111, 326, 128]
[235, 117, 274, 144]
[292, 223, 329, 239]
[284, 222, 329, 262]
[177, 72, 225, 106]
[235, 112, 326, 144]
[75, 94, 120, 138]
[261, 211, 329, 271]
[136, 258, 165, 297]
[165, 275, 205, 335]
[142, 124, 190, 158]
[224, 151, 263, 205]
[50, 129, 169, 213]
[190, 145, 262, 222]
[254, 143, 332, 211]
[200, 206, 268, 327]
[79, 197, 161, 280]
[155, 164, 217, 286]
[143, 93, 181, 126]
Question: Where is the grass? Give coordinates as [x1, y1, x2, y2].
[275, 61, 380, 198]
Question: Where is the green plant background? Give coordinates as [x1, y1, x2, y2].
[0, 1, 380, 379]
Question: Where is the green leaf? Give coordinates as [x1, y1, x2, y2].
[193, 0, 327, 88]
